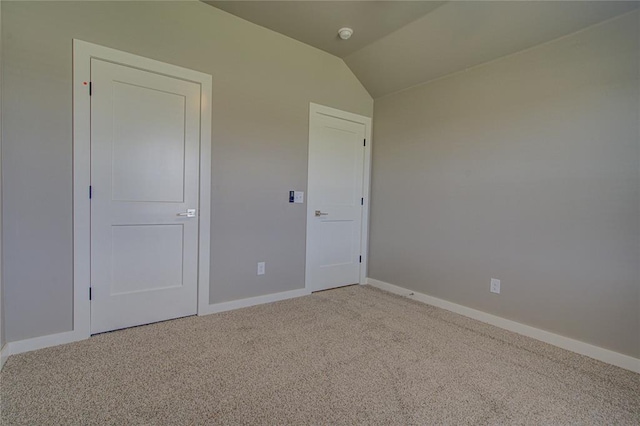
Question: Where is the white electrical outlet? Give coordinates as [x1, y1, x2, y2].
[490, 278, 501, 294]
[257, 262, 266, 275]
[293, 191, 304, 204]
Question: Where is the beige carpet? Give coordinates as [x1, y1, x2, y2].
[1, 285, 638, 425]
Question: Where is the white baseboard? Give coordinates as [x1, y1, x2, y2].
[0, 343, 9, 371]
[7, 330, 87, 357]
[199, 288, 311, 316]
[367, 278, 640, 374]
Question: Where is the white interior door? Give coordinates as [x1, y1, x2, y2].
[307, 110, 366, 292]
[90, 58, 201, 334]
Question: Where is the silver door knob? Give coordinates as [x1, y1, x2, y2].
[177, 209, 196, 218]
[315, 210, 329, 217]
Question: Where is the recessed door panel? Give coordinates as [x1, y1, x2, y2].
[110, 225, 184, 295]
[112, 82, 186, 203]
[319, 220, 355, 267]
[314, 126, 361, 206]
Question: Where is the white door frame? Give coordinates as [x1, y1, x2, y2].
[72, 40, 212, 339]
[305, 102, 372, 291]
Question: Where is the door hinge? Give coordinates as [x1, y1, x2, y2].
[89, 287, 92, 301]
[363, 139, 366, 147]
[359, 256, 362, 263]
[89, 185, 92, 199]
[89, 82, 92, 96]
[361, 197, 364, 206]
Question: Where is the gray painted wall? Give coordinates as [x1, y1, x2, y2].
[369, 12, 639, 358]
[2, 1, 372, 342]
[0, 0, 4, 351]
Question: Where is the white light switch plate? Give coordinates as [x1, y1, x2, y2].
[490, 278, 500, 294]
[294, 191, 304, 204]
[257, 262, 265, 275]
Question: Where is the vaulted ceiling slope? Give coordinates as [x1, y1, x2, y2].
[206, 1, 445, 58]
[205, 1, 639, 99]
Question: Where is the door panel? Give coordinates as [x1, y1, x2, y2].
[319, 220, 354, 266]
[110, 225, 184, 295]
[111, 82, 186, 203]
[314, 125, 362, 206]
[307, 113, 365, 292]
[90, 58, 201, 334]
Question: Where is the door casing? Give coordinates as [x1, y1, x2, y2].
[305, 103, 372, 291]
[73, 40, 212, 339]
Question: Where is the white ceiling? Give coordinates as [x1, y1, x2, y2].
[205, 1, 445, 57]
[205, 1, 639, 98]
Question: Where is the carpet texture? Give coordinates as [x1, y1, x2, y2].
[1, 285, 638, 425]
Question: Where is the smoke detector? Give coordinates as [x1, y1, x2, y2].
[338, 27, 353, 40]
